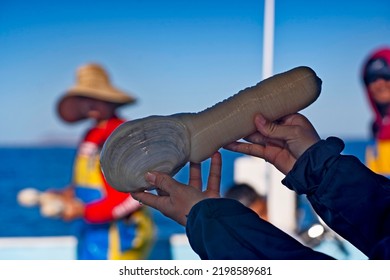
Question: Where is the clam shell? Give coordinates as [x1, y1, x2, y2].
[100, 115, 191, 192]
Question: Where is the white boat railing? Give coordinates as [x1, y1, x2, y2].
[0, 236, 76, 260]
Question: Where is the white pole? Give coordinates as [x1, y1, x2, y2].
[262, 0, 274, 80]
[234, 0, 295, 234]
[262, 0, 297, 234]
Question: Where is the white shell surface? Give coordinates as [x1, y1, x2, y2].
[100, 115, 191, 192]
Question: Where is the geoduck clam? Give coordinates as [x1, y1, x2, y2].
[100, 66, 322, 192]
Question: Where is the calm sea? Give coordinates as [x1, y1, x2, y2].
[0, 146, 245, 259]
[0, 139, 368, 259]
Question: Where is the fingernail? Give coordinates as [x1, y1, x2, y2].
[256, 115, 266, 125]
[145, 172, 156, 184]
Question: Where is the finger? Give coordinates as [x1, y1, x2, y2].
[224, 141, 266, 158]
[206, 152, 221, 193]
[244, 132, 285, 148]
[156, 188, 169, 196]
[189, 162, 202, 191]
[145, 171, 180, 194]
[254, 114, 297, 142]
[243, 132, 267, 145]
[131, 191, 162, 210]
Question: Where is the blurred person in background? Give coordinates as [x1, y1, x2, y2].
[224, 183, 268, 221]
[55, 63, 154, 259]
[362, 47, 390, 177]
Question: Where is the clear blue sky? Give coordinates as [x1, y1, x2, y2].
[1, 0, 389, 145]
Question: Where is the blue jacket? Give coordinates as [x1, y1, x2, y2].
[186, 137, 390, 259]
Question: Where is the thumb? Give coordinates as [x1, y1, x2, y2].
[145, 171, 178, 194]
[254, 114, 290, 141]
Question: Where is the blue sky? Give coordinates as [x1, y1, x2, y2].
[1, 0, 390, 145]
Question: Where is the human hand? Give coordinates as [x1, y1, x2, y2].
[61, 198, 85, 221]
[47, 186, 82, 220]
[131, 152, 222, 226]
[224, 113, 320, 175]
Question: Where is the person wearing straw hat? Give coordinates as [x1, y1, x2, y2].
[54, 63, 155, 260]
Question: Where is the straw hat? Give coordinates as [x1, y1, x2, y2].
[57, 63, 136, 122]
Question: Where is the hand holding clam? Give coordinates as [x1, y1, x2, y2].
[100, 66, 322, 192]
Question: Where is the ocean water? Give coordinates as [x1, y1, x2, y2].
[0, 146, 243, 259]
[0, 139, 369, 259]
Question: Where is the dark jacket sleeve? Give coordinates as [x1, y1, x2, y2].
[186, 198, 334, 260]
[282, 137, 390, 259]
